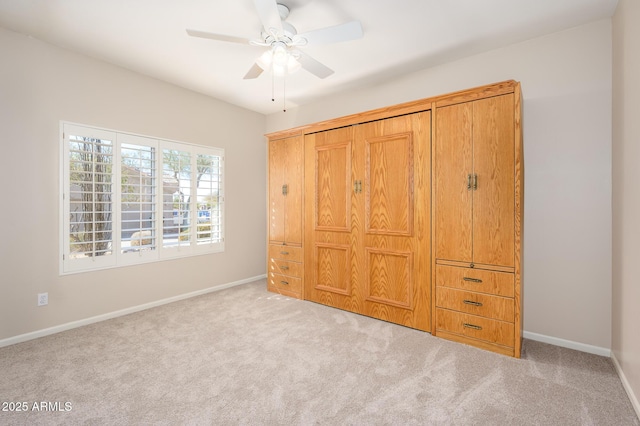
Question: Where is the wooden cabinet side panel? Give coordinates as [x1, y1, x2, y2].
[514, 83, 523, 357]
[472, 94, 515, 267]
[434, 103, 473, 263]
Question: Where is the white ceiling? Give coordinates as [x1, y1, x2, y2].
[0, 0, 618, 115]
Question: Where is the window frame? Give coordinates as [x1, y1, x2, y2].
[60, 122, 225, 275]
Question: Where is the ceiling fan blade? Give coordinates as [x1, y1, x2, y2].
[253, 0, 283, 35]
[297, 51, 334, 79]
[296, 21, 363, 46]
[186, 29, 251, 45]
[243, 63, 264, 80]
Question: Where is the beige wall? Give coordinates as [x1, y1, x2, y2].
[613, 0, 640, 413]
[267, 20, 613, 350]
[0, 27, 267, 341]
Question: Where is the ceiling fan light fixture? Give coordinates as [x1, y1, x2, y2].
[257, 41, 300, 75]
[271, 42, 288, 67]
[257, 50, 273, 70]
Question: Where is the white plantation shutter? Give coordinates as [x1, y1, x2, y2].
[161, 145, 193, 253]
[60, 122, 224, 275]
[119, 134, 158, 265]
[63, 124, 116, 273]
[195, 152, 224, 247]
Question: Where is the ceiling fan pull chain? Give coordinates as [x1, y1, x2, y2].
[271, 71, 275, 102]
[283, 74, 286, 112]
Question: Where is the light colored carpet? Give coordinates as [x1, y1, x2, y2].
[0, 279, 638, 425]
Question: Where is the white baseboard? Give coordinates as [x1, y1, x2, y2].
[523, 331, 611, 357]
[611, 352, 640, 419]
[0, 275, 267, 349]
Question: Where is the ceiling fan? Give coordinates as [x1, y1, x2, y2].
[186, 0, 363, 80]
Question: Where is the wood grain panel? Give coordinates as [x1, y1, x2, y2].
[435, 308, 514, 347]
[435, 330, 514, 357]
[304, 127, 359, 312]
[268, 135, 303, 245]
[365, 248, 413, 309]
[436, 287, 514, 322]
[434, 81, 517, 108]
[514, 82, 523, 358]
[472, 94, 515, 267]
[434, 103, 473, 263]
[268, 273, 302, 296]
[315, 243, 351, 295]
[357, 112, 432, 332]
[291, 80, 517, 134]
[435, 264, 514, 297]
[269, 258, 303, 279]
[269, 244, 303, 262]
[268, 138, 287, 244]
[285, 135, 303, 244]
[315, 142, 351, 232]
[365, 132, 413, 235]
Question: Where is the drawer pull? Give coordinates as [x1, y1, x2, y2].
[280, 251, 289, 255]
[463, 323, 483, 331]
[463, 300, 483, 307]
[280, 266, 290, 270]
[280, 280, 289, 285]
[463, 277, 483, 283]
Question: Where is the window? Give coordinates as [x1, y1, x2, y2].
[61, 123, 224, 274]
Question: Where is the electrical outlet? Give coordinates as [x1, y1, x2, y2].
[37, 292, 48, 306]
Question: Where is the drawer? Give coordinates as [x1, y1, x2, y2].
[436, 264, 514, 297]
[268, 273, 302, 295]
[436, 308, 514, 348]
[436, 287, 514, 322]
[269, 258, 303, 278]
[269, 244, 303, 262]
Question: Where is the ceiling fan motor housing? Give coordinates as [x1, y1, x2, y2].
[276, 3, 290, 20]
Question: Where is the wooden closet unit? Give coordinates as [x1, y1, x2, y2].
[265, 80, 523, 357]
[433, 89, 523, 357]
[267, 132, 304, 299]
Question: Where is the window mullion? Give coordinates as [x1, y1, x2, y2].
[191, 149, 198, 246]
[113, 138, 122, 262]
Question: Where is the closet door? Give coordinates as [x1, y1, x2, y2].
[472, 94, 515, 267]
[304, 126, 359, 311]
[434, 103, 473, 264]
[357, 112, 431, 331]
[269, 135, 303, 245]
[304, 112, 431, 332]
[268, 138, 287, 244]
